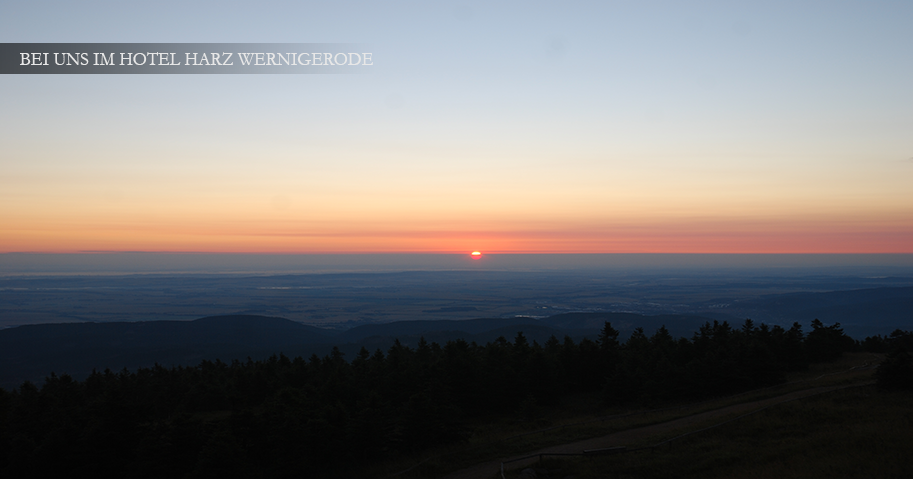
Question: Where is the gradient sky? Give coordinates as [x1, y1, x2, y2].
[1, 1, 912, 254]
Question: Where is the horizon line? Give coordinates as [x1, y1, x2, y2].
[3, 251, 913, 256]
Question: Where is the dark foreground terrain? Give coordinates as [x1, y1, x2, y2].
[3, 314, 910, 479]
[498, 381, 912, 479]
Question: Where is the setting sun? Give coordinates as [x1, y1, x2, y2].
[471, 251, 482, 259]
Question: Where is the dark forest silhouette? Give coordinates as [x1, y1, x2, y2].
[1, 319, 909, 478]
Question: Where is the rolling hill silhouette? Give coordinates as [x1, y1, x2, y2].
[0, 312, 712, 389]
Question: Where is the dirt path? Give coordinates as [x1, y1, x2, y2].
[443, 383, 868, 479]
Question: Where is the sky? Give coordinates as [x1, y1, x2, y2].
[1, 1, 912, 255]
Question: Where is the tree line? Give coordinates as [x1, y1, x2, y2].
[0, 319, 906, 478]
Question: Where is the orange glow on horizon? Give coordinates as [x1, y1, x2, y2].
[2, 227, 912, 254]
[2, 206, 912, 254]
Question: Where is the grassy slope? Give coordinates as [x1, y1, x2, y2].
[359, 353, 900, 478]
[528, 386, 912, 479]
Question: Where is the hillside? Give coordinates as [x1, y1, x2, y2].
[0, 312, 713, 389]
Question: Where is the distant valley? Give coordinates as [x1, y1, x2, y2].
[2, 271, 913, 389]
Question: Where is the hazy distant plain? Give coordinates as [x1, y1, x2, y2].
[3, 254, 913, 336]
